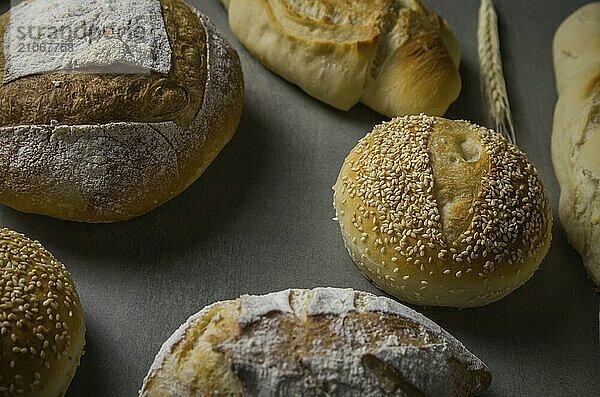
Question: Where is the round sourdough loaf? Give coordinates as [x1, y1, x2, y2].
[220, 0, 460, 117]
[139, 288, 491, 396]
[0, 228, 85, 397]
[333, 115, 552, 308]
[0, 0, 244, 222]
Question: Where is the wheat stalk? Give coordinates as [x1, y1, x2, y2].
[478, 0, 516, 144]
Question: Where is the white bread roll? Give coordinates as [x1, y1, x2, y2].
[0, 228, 85, 397]
[333, 115, 552, 308]
[139, 288, 491, 396]
[0, 0, 243, 222]
[220, 0, 460, 117]
[553, 2, 600, 95]
[552, 3, 600, 286]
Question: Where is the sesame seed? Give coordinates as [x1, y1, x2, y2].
[0, 228, 81, 393]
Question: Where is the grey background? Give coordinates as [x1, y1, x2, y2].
[1, 0, 599, 396]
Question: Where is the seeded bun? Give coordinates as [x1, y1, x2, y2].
[140, 288, 491, 396]
[0, 228, 85, 396]
[0, 0, 243, 222]
[333, 115, 552, 308]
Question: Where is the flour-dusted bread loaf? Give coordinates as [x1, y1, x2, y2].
[333, 115, 552, 308]
[0, 0, 244, 222]
[0, 228, 85, 397]
[220, 0, 460, 117]
[140, 288, 491, 396]
[552, 2, 600, 286]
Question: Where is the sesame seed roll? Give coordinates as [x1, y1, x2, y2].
[0, 228, 85, 396]
[333, 115, 552, 308]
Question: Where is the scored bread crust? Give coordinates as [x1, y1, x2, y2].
[0, 0, 206, 128]
[333, 115, 552, 308]
[552, 3, 600, 285]
[221, 0, 460, 117]
[0, 228, 85, 397]
[0, 0, 244, 222]
[139, 288, 491, 396]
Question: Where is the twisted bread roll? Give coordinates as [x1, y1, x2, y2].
[0, 0, 243, 222]
[333, 115, 552, 308]
[0, 228, 85, 397]
[552, 2, 600, 285]
[221, 0, 460, 117]
[140, 288, 491, 396]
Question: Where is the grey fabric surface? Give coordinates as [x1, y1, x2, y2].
[1, 0, 598, 396]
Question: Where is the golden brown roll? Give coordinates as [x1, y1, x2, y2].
[333, 115, 552, 308]
[140, 288, 491, 396]
[0, 0, 243, 222]
[0, 228, 85, 397]
[220, 0, 460, 117]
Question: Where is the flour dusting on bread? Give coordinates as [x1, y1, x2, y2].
[0, 3, 244, 222]
[140, 288, 491, 396]
[3, 0, 172, 83]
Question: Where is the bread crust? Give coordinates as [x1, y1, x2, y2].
[0, 0, 205, 128]
[0, 1, 244, 222]
[0, 228, 85, 397]
[139, 288, 491, 396]
[222, 0, 460, 117]
[333, 115, 552, 308]
[552, 65, 600, 285]
[552, 2, 600, 95]
[552, 3, 600, 285]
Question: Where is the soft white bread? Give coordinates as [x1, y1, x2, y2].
[552, 3, 600, 285]
[0, 228, 85, 397]
[0, 0, 243, 222]
[139, 288, 491, 396]
[553, 2, 600, 95]
[333, 115, 552, 308]
[221, 0, 460, 117]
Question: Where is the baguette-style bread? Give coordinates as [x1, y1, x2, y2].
[0, 0, 243, 222]
[552, 2, 600, 286]
[0, 228, 85, 397]
[220, 0, 460, 117]
[333, 115, 552, 308]
[139, 288, 491, 396]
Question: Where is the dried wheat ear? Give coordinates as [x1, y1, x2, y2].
[478, 0, 516, 144]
